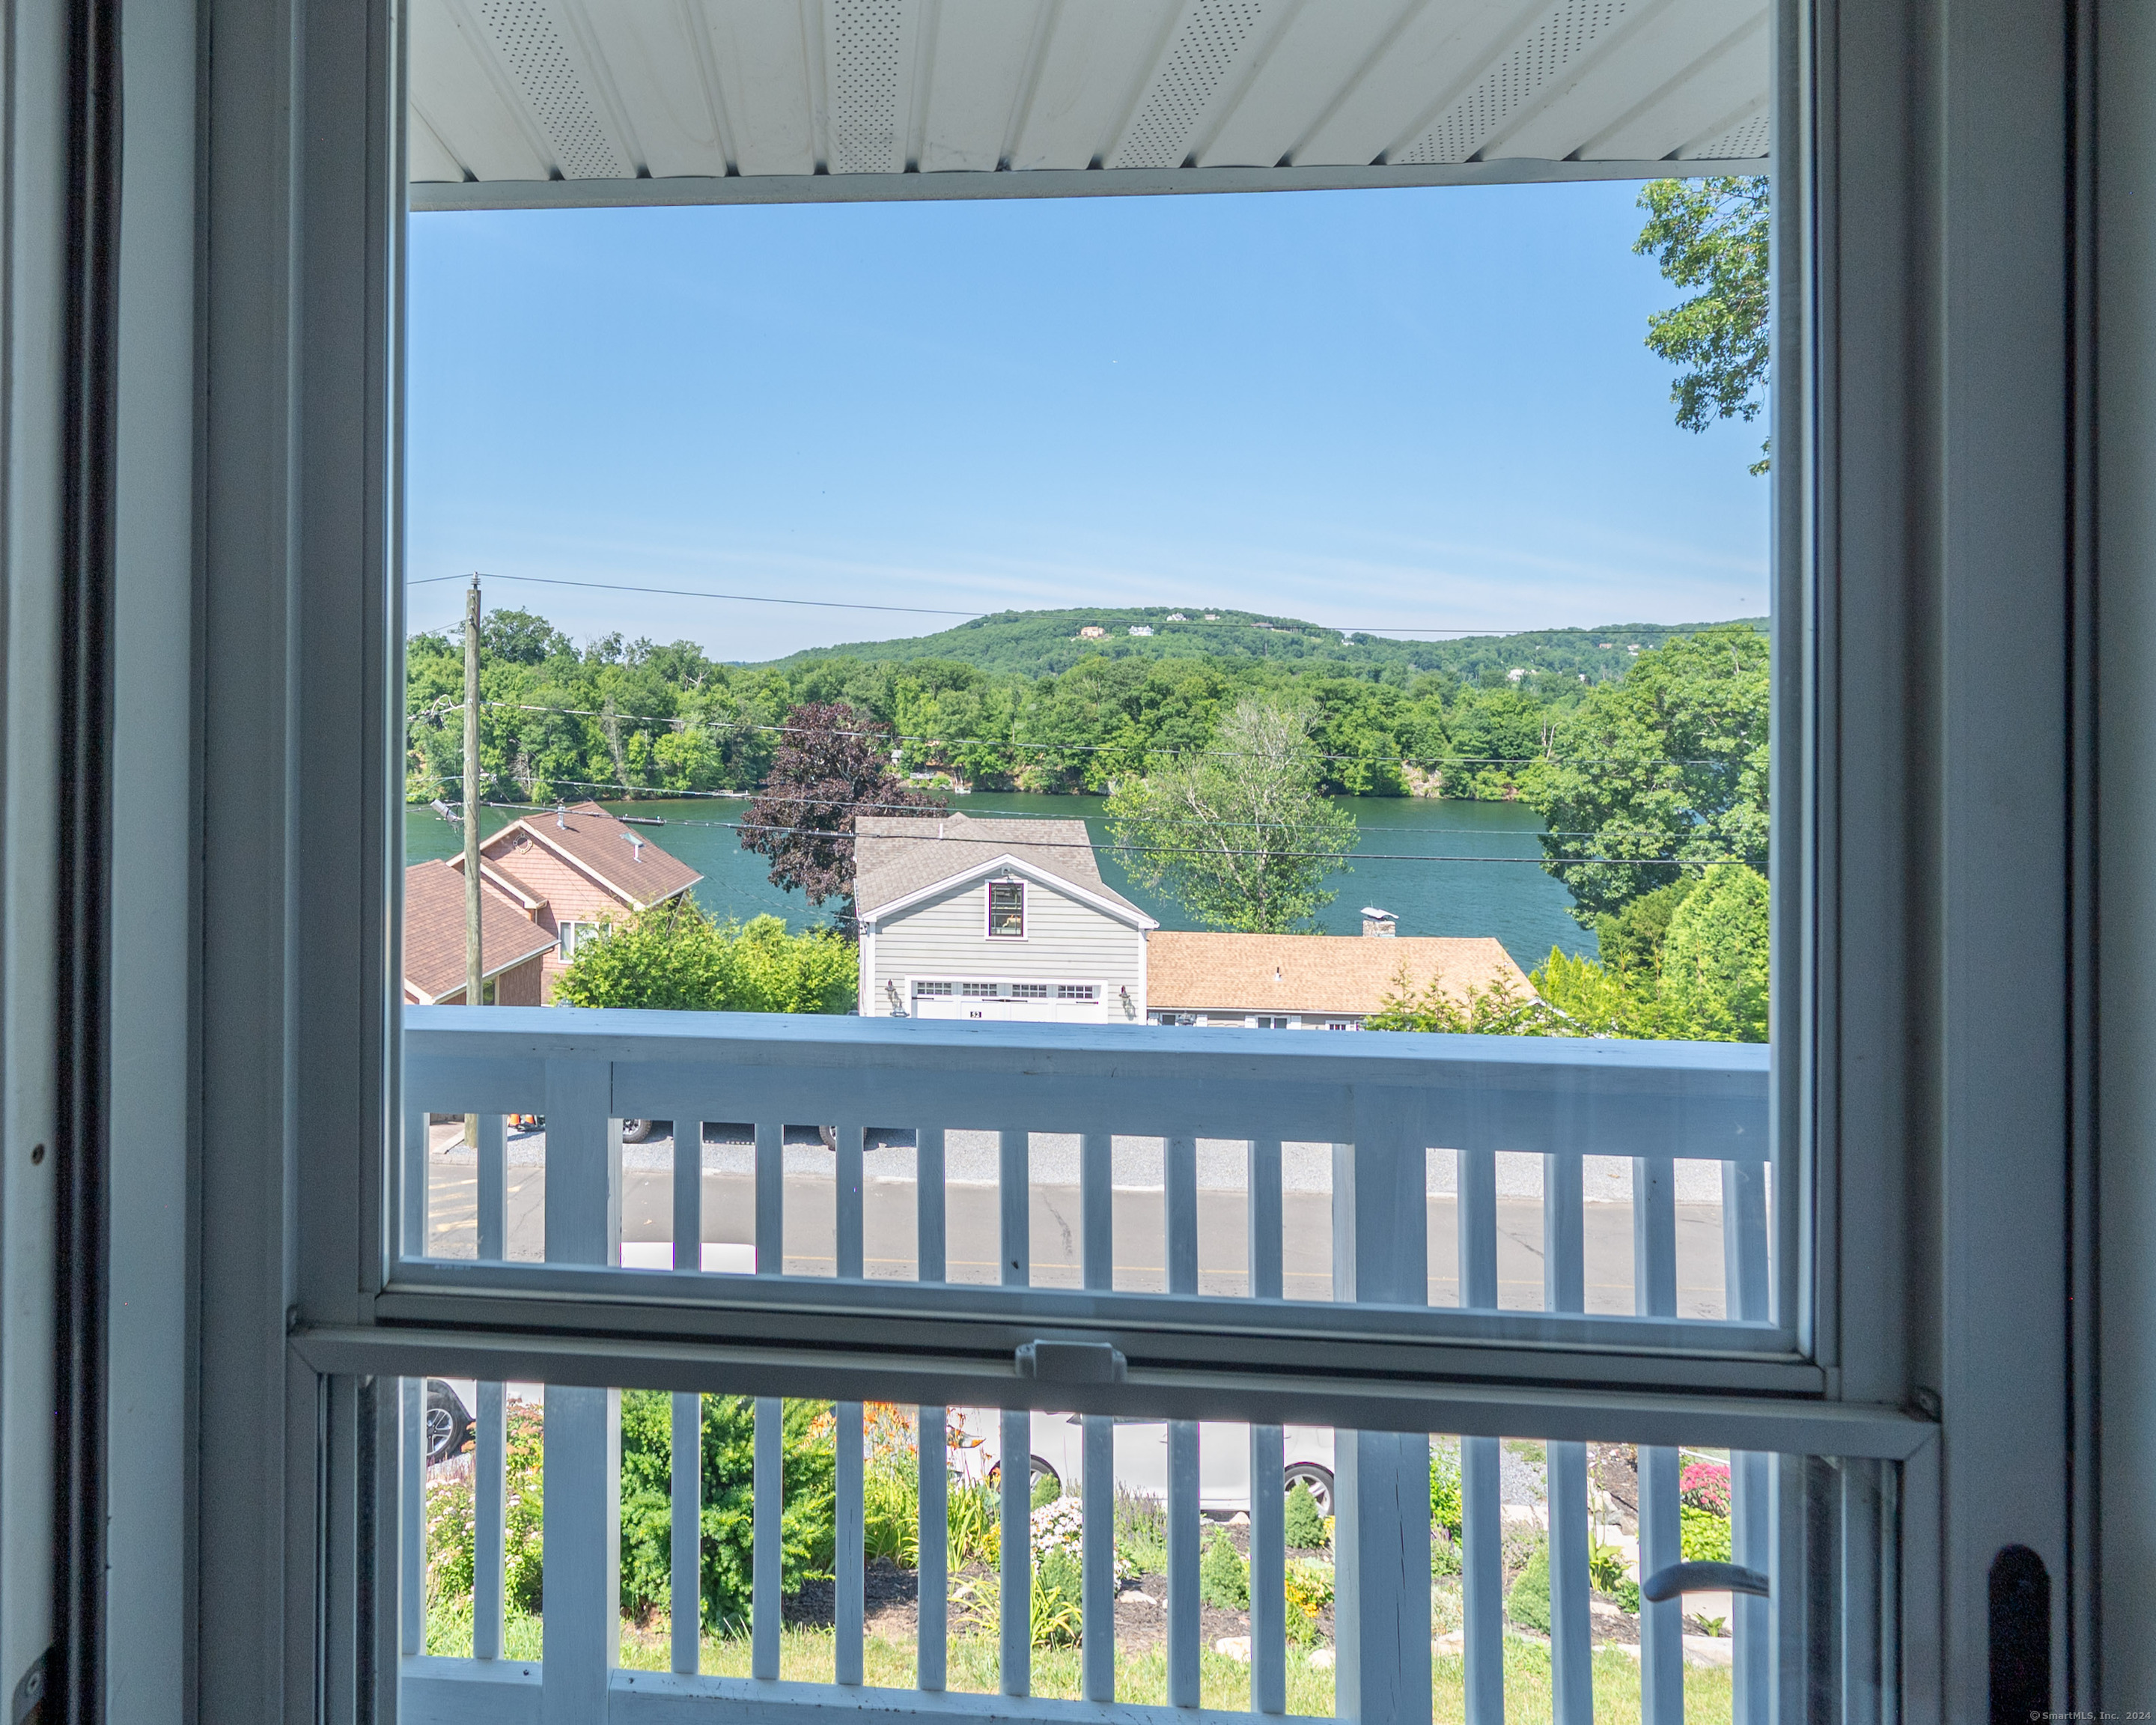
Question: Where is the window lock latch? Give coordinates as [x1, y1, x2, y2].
[1015, 1340, 1126, 1384]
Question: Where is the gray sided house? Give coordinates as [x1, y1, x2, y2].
[853, 814, 1157, 1023]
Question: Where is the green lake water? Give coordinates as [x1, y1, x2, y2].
[406, 793, 1595, 974]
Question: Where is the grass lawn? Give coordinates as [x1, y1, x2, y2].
[427, 1604, 1733, 1720]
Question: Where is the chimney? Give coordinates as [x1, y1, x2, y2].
[1362, 906, 1398, 937]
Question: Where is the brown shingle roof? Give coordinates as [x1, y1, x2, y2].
[853, 813, 1151, 923]
[1145, 932, 1532, 1017]
[404, 860, 559, 1003]
[481, 800, 701, 910]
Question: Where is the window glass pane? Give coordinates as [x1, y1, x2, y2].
[396, 1370, 1856, 1718]
[396, 5, 1782, 1360]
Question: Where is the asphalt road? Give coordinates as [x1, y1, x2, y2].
[423, 1131, 1735, 1319]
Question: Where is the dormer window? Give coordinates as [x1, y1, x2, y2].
[987, 880, 1025, 938]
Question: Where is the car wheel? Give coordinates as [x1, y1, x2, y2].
[424, 1379, 472, 1465]
[1285, 1463, 1334, 1517]
[621, 1119, 654, 1144]
[985, 1457, 1062, 1499]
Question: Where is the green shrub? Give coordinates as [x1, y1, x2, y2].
[1031, 1469, 1062, 1509]
[1115, 1487, 1169, 1575]
[948, 1480, 999, 1568]
[1032, 1550, 1083, 1646]
[615, 1393, 836, 1629]
[1430, 1535, 1462, 1578]
[1199, 1528, 1249, 1610]
[863, 1463, 919, 1566]
[1587, 1534, 1630, 1596]
[1283, 1482, 1328, 1551]
[1429, 1443, 1464, 1544]
[1680, 1504, 1734, 1564]
[1505, 1542, 1551, 1633]
[552, 905, 855, 1014]
[1283, 1559, 1334, 1646]
[424, 1401, 546, 1616]
[1615, 1577, 1641, 1613]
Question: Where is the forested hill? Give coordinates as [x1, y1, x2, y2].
[764, 606, 1764, 684]
[404, 605, 1768, 812]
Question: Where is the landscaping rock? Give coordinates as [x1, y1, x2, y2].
[1215, 1636, 1251, 1663]
[1308, 1649, 1335, 1670]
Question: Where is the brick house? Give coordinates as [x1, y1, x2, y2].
[401, 860, 557, 1006]
[448, 800, 702, 999]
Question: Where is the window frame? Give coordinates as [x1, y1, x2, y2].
[146, 0, 2118, 1712]
[985, 878, 1026, 940]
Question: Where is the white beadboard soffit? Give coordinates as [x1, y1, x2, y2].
[409, 0, 1769, 210]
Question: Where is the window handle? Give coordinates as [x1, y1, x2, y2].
[1640, 1560, 1770, 1602]
[1015, 1340, 1126, 1384]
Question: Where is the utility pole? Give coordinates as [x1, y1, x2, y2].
[464, 575, 484, 1009]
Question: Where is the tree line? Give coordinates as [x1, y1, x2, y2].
[404, 607, 1648, 809]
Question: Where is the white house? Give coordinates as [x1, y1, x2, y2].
[853, 814, 1157, 1023]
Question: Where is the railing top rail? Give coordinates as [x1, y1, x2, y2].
[404, 1005, 1769, 1086]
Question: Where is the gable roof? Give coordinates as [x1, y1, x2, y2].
[403, 860, 559, 1004]
[1147, 933, 1533, 1018]
[853, 814, 1154, 928]
[479, 801, 701, 912]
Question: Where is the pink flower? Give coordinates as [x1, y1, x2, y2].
[1679, 1460, 1732, 1516]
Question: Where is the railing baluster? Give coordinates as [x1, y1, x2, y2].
[1082, 1414, 1114, 1703]
[403, 1104, 427, 1261]
[1331, 1118, 1432, 1725]
[836, 1401, 864, 1685]
[753, 1398, 782, 1681]
[1636, 1153, 1682, 1722]
[672, 1393, 701, 1675]
[672, 1114, 700, 1274]
[1459, 1145, 1498, 1310]
[477, 1110, 505, 1262]
[917, 1127, 946, 1283]
[1726, 1153, 1773, 1722]
[1166, 1134, 1198, 1296]
[1730, 1448, 1772, 1723]
[540, 1059, 617, 1723]
[474, 1381, 505, 1659]
[1082, 1130, 1112, 1292]
[401, 1375, 424, 1658]
[835, 1122, 864, 1280]
[1458, 1146, 1502, 1719]
[1634, 1154, 1678, 1318]
[540, 1384, 617, 1725]
[918, 1405, 948, 1692]
[1249, 1423, 1285, 1715]
[1248, 1138, 1282, 1302]
[1460, 1436, 1503, 1724]
[1000, 1406, 1030, 1698]
[1546, 1440, 1590, 1723]
[1544, 1151, 1590, 1721]
[1001, 1129, 1029, 1286]
[1638, 1445, 1684, 1721]
[1168, 1420, 1200, 1709]
[755, 1121, 782, 1280]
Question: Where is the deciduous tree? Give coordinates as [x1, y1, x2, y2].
[1635, 175, 1770, 473]
[1104, 697, 1354, 933]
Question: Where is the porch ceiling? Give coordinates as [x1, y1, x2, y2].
[409, 0, 1770, 213]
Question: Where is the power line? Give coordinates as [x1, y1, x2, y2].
[406, 571, 1760, 641]
[412, 697, 1755, 773]
[468, 799, 1764, 869]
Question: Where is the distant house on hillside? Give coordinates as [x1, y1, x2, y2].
[1145, 929, 1530, 1030]
[448, 800, 702, 997]
[853, 813, 1157, 1022]
[401, 860, 557, 1005]
[1077, 625, 1107, 639]
[1127, 625, 1154, 636]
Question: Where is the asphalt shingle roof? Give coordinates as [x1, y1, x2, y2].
[484, 800, 701, 910]
[1146, 931, 1532, 1017]
[404, 860, 558, 1003]
[853, 813, 1148, 922]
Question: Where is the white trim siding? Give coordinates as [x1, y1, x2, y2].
[859, 868, 1146, 1023]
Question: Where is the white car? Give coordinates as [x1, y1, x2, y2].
[950, 1409, 1336, 1516]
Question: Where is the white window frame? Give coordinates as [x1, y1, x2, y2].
[70, 0, 2141, 1715]
[985, 878, 1026, 939]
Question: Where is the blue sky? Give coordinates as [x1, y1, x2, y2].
[404, 180, 1768, 661]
